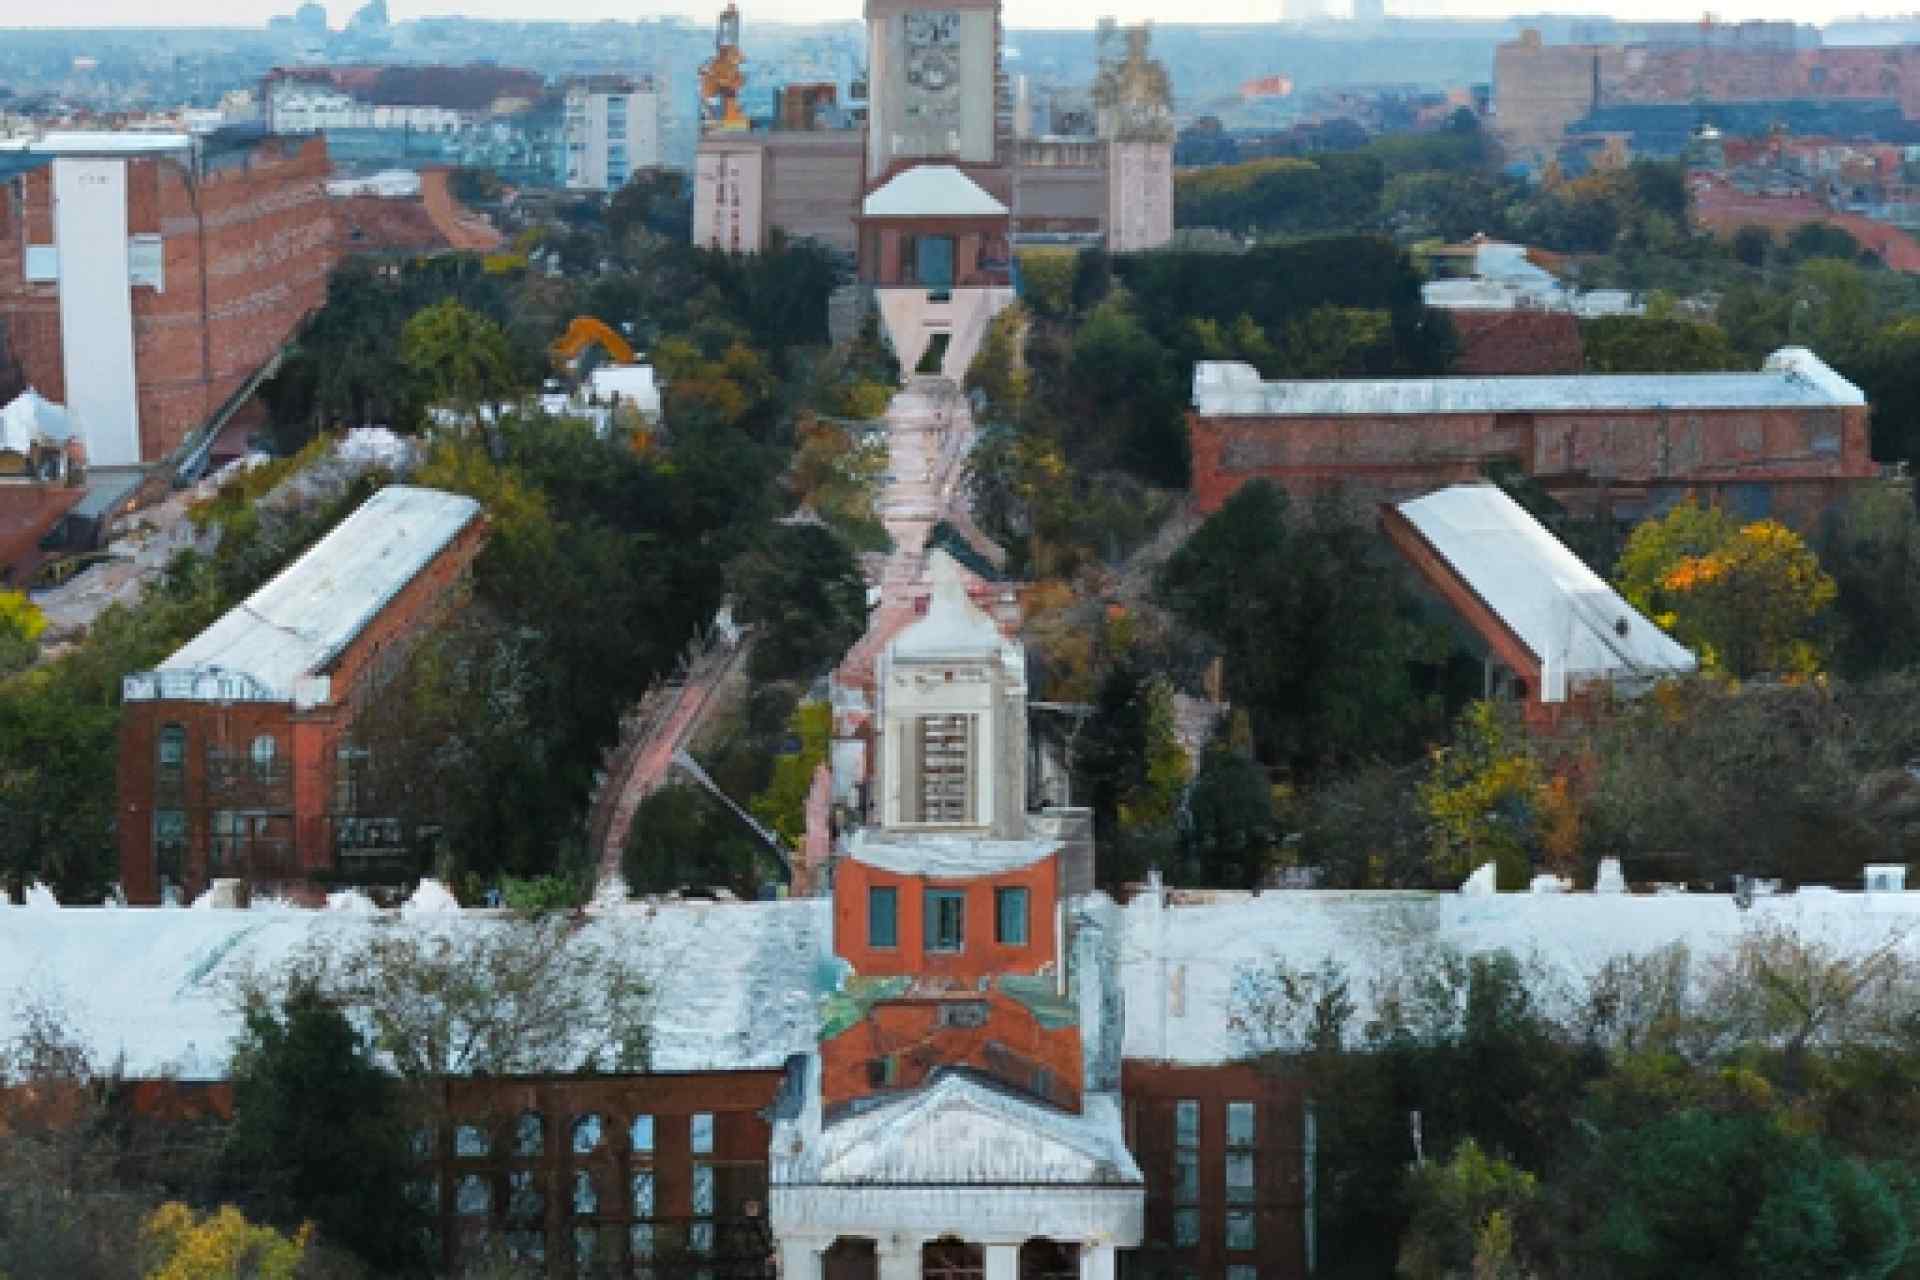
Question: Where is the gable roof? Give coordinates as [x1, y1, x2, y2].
[1193, 346, 1865, 417]
[135, 485, 481, 706]
[862, 165, 1008, 218]
[891, 549, 1007, 660]
[1389, 483, 1696, 702]
[814, 1073, 1141, 1185]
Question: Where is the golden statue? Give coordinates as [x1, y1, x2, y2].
[700, 3, 749, 132]
[1092, 20, 1173, 143]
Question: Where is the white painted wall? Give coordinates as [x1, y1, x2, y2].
[53, 157, 140, 467]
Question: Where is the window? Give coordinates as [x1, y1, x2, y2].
[995, 887, 1029, 945]
[630, 1114, 654, 1153]
[924, 889, 966, 953]
[573, 1169, 600, 1215]
[334, 744, 369, 813]
[1227, 1101, 1256, 1147]
[630, 1170, 655, 1216]
[1227, 1268, 1259, 1280]
[691, 1164, 714, 1215]
[454, 1123, 489, 1157]
[1173, 1207, 1199, 1248]
[1174, 1149, 1199, 1204]
[572, 1113, 604, 1154]
[157, 724, 186, 772]
[937, 1001, 988, 1028]
[508, 1169, 542, 1219]
[210, 810, 245, 868]
[154, 810, 185, 884]
[455, 1174, 490, 1216]
[1226, 1209, 1256, 1251]
[1175, 1099, 1200, 1148]
[515, 1110, 545, 1156]
[690, 1112, 714, 1155]
[868, 1055, 898, 1087]
[250, 734, 277, 780]
[912, 714, 974, 822]
[1226, 1150, 1256, 1204]
[869, 886, 898, 948]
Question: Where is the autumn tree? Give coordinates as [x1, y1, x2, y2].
[140, 1204, 309, 1280]
[0, 588, 47, 676]
[1419, 701, 1544, 889]
[1616, 500, 1836, 679]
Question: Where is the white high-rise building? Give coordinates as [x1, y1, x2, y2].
[563, 76, 662, 192]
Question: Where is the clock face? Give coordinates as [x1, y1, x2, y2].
[908, 46, 958, 93]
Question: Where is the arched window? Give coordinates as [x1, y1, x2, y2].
[571, 1112, 604, 1154]
[250, 734, 277, 780]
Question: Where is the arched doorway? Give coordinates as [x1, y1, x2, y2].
[922, 1236, 984, 1279]
[824, 1236, 878, 1280]
[1019, 1238, 1080, 1280]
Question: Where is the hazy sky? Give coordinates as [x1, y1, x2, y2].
[6, 0, 1912, 28]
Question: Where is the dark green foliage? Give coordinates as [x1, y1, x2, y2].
[622, 783, 774, 898]
[1732, 223, 1773, 268]
[225, 982, 429, 1273]
[725, 522, 870, 684]
[1075, 661, 1155, 867]
[1787, 220, 1865, 264]
[1566, 1112, 1910, 1280]
[1818, 485, 1920, 680]
[1178, 739, 1278, 889]
[1581, 316, 1739, 374]
[606, 167, 693, 244]
[1156, 480, 1442, 771]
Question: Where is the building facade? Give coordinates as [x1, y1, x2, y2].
[1188, 346, 1877, 529]
[0, 132, 337, 469]
[116, 485, 487, 905]
[564, 76, 663, 192]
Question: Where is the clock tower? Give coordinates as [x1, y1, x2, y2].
[864, 0, 1003, 180]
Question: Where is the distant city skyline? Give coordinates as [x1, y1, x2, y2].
[8, 0, 1920, 30]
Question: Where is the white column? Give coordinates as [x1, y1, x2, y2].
[1079, 1243, 1116, 1280]
[877, 1236, 921, 1280]
[985, 1243, 1019, 1280]
[778, 1240, 825, 1280]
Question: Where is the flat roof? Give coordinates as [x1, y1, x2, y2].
[31, 131, 195, 155]
[1193, 346, 1865, 417]
[139, 484, 480, 705]
[1391, 483, 1696, 702]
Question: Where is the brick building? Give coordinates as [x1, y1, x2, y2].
[116, 485, 487, 905]
[1187, 346, 1875, 529]
[1495, 29, 1920, 161]
[0, 131, 337, 468]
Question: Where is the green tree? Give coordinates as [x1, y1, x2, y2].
[1819, 484, 1920, 678]
[1582, 316, 1738, 373]
[399, 298, 518, 428]
[725, 523, 869, 684]
[1396, 1139, 1538, 1280]
[1418, 701, 1542, 889]
[1180, 733, 1278, 889]
[1790, 258, 1875, 364]
[1067, 294, 1188, 487]
[1157, 480, 1439, 770]
[224, 983, 428, 1274]
[623, 783, 772, 898]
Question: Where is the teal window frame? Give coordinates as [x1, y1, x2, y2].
[869, 886, 898, 948]
[995, 886, 1029, 946]
[924, 889, 965, 953]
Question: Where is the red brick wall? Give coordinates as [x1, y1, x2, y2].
[819, 989, 1083, 1111]
[0, 137, 338, 465]
[1449, 310, 1584, 376]
[1189, 402, 1874, 530]
[1123, 1060, 1309, 1280]
[832, 853, 1059, 980]
[117, 505, 488, 904]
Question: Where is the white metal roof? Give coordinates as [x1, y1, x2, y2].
[1393, 483, 1696, 702]
[31, 131, 194, 154]
[0, 389, 73, 455]
[0, 895, 830, 1080]
[862, 164, 1008, 218]
[141, 485, 481, 706]
[1192, 346, 1865, 417]
[848, 830, 1059, 878]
